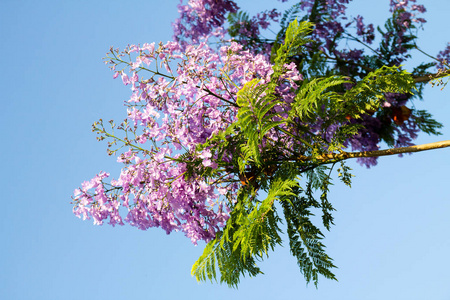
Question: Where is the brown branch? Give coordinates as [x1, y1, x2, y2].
[298, 140, 450, 162]
[413, 70, 450, 83]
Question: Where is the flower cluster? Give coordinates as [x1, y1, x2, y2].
[73, 38, 300, 243]
[173, 0, 238, 47]
[437, 43, 450, 70]
[389, 0, 426, 24]
[354, 15, 375, 44]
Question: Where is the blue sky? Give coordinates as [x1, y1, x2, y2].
[1, 1, 449, 299]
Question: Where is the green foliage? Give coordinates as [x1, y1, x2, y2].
[281, 190, 337, 286]
[192, 178, 296, 287]
[191, 18, 433, 288]
[236, 78, 285, 169]
[337, 161, 353, 187]
[191, 230, 262, 287]
[305, 165, 335, 230]
[291, 76, 349, 120]
[413, 109, 443, 136]
[377, 9, 418, 65]
[271, 4, 307, 62]
[273, 19, 313, 72]
[342, 66, 414, 117]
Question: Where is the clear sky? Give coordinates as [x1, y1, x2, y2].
[1, 1, 449, 299]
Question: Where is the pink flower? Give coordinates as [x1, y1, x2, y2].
[121, 72, 131, 85]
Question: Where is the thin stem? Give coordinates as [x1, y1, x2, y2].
[415, 45, 449, 67]
[342, 33, 383, 57]
[103, 131, 150, 154]
[203, 86, 239, 107]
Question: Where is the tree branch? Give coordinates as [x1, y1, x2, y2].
[299, 140, 450, 162]
[413, 70, 450, 83]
